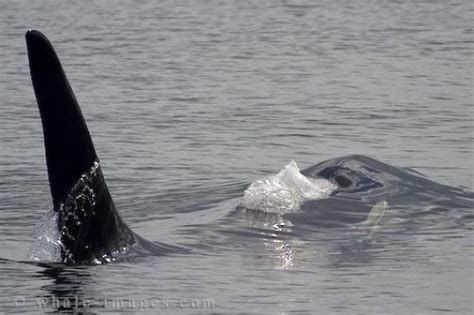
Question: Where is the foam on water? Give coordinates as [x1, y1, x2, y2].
[28, 210, 62, 262]
[241, 161, 337, 214]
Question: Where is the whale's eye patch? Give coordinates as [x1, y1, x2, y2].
[335, 175, 352, 188]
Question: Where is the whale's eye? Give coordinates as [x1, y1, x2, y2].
[335, 175, 352, 188]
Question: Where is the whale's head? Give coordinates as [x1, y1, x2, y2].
[301, 155, 398, 202]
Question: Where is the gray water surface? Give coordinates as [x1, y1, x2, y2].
[0, 1, 473, 314]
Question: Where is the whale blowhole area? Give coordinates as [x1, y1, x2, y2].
[240, 160, 337, 214]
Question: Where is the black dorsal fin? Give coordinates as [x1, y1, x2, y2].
[26, 30, 136, 264]
[26, 30, 97, 209]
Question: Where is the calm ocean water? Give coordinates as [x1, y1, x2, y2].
[0, 0, 472, 314]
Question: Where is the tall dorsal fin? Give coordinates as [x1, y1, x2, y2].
[26, 30, 186, 264]
[26, 30, 97, 209]
[26, 30, 136, 264]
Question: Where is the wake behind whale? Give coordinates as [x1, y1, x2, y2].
[24, 30, 472, 265]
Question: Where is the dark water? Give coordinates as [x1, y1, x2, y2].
[0, 1, 473, 313]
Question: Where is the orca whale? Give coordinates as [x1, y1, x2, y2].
[24, 30, 397, 264]
[27, 30, 467, 265]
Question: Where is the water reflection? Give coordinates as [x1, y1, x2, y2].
[34, 263, 98, 314]
[242, 209, 297, 270]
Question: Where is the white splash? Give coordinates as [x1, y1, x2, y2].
[27, 162, 101, 263]
[28, 210, 62, 262]
[241, 160, 337, 214]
